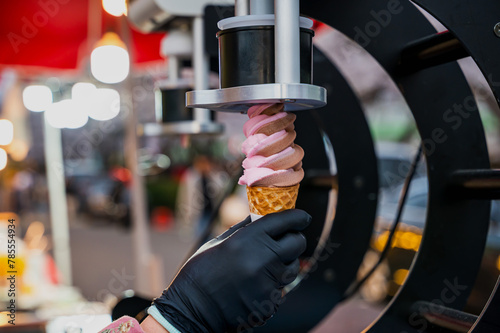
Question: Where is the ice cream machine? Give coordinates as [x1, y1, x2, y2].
[185, 0, 326, 112]
[128, 0, 500, 332]
[131, 0, 225, 136]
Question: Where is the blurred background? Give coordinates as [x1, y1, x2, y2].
[0, 0, 499, 332]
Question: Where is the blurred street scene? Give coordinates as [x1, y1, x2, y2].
[0, 1, 499, 332]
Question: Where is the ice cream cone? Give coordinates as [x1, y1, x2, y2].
[246, 184, 300, 219]
[240, 103, 304, 221]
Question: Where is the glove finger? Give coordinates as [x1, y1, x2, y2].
[273, 232, 307, 264]
[266, 259, 300, 287]
[216, 215, 252, 241]
[281, 258, 301, 285]
[265, 260, 289, 285]
[259, 210, 311, 238]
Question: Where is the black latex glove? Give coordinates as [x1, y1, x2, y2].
[153, 209, 311, 333]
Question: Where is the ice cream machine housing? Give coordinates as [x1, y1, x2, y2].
[186, 0, 326, 113]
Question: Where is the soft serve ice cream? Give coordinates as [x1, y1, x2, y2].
[239, 103, 304, 219]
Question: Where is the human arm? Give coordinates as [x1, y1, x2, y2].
[141, 316, 169, 333]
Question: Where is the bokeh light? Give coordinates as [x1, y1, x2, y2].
[0, 119, 14, 145]
[72, 82, 97, 101]
[91, 33, 129, 84]
[89, 88, 121, 121]
[45, 99, 88, 129]
[0, 148, 7, 171]
[22, 85, 53, 112]
[7, 140, 29, 162]
[45, 100, 71, 128]
[102, 0, 127, 17]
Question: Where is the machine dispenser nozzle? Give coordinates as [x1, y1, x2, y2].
[186, 0, 327, 113]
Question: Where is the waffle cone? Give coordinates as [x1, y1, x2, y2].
[246, 184, 300, 216]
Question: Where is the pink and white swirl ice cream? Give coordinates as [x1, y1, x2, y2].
[239, 103, 304, 186]
[239, 103, 304, 218]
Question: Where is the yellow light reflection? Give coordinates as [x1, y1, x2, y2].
[6, 140, 29, 162]
[393, 269, 409, 285]
[374, 231, 389, 252]
[0, 256, 25, 277]
[373, 229, 422, 252]
[0, 312, 10, 325]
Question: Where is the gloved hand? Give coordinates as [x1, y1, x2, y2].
[152, 209, 311, 333]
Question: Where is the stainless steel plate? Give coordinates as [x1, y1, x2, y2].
[138, 121, 224, 136]
[186, 83, 327, 113]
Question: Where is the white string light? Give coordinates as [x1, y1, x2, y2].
[0, 119, 14, 145]
[102, 0, 127, 17]
[23, 85, 53, 112]
[91, 32, 130, 84]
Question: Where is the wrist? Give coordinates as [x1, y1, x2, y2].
[140, 316, 170, 333]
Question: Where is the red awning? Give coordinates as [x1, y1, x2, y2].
[0, 0, 164, 75]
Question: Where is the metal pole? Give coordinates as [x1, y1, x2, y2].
[121, 16, 160, 297]
[168, 55, 180, 82]
[192, 16, 211, 123]
[250, 0, 274, 15]
[124, 82, 157, 296]
[274, 0, 301, 84]
[235, 0, 249, 16]
[43, 118, 72, 285]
